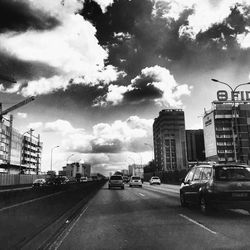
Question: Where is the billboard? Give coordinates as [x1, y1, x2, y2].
[203, 112, 217, 158]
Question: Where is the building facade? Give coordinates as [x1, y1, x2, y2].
[0, 116, 42, 174]
[21, 133, 42, 174]
[128, 164, 144, 178]
[186, 129, 205, 162]
[153, 109, 187, 171]
[63, 162, 91, 178]
[203, 102, 250, 164]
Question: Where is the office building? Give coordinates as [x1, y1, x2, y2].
[186, 129, 205, 162]
[153, 109, 187, 171]
[203, 102, 250, 164]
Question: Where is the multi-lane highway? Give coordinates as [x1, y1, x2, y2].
[53, 183, 250, 250]
[1, 182, 250, 249]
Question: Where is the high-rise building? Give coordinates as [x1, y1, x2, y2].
[153, 109, 187, 171]
[186, 129, 205, 162]
[203, 102, 250, 164]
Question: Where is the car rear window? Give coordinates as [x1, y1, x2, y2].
[132, 176, 141, 180]
[152, 177, 159, 179]
[215, 166, 250, 181]
[110, 176, 122, 180]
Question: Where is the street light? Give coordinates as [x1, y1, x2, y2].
[211, 79, 250, 162]
[50, 145, 60, 171]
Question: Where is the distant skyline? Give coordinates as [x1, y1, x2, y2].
[1, 0, 250, 175]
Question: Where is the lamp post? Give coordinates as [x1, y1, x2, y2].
[211, 79, 250, 163]
[50, 145, 59, 172]
[20, 128, 34, 174]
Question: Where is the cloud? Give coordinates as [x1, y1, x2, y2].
[0, 0, 60, 33]
[96, 65, 192, 107]
[155, 0, 248, 39]
[94, 84, 132, 106]
[44, 119, 81, 134]
[0, 0, 122, 96]
[27, 122, 43, 130]
[17, 112, 27, 119]
[40, 116, 153, 154]
[93, 0, 114, 13]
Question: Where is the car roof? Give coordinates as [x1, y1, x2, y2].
[213, 164, 250, 168]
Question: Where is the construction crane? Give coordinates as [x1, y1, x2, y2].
[0, 96, 35, 118]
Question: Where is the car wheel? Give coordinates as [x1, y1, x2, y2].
[121, 186, 124, 190]
[129, 185, 132, 187]
[180, 192, 188, 207]
[200, 195, 211, 215]
[108, 186, 111, 189]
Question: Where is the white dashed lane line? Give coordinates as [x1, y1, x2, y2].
[138, 193, 145, 197]
[179, 214, 217, 235]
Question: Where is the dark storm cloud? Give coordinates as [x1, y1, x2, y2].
[0, 0, 60, 33]
[0, 51, 60, 86]
[196, 4, 249, 47]
[81, 0, 195, 78]
[123, 76, 163, 103]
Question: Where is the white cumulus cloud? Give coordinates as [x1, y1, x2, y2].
[0, 0, 122, 96]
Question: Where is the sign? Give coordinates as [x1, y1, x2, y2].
[217, 90, 250, 102]
[203, 113, 217, 157]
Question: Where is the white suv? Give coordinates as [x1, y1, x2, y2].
[149, 176, 161, 185]
[129, 176, 142, 187]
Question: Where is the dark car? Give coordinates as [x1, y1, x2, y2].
[180, 163, 250, 214]
[122, 176, 130, 183]
[109, 175, 124, 189]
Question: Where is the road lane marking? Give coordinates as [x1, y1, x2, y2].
[179, 214, 217, 235]
[144, 185, 179, 194]
[0, 191, 65, 213]
[138, 193, 145, 197]
[51, 206, 89, 250]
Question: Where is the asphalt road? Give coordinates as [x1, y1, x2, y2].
[0, 182, 106, 250]
[51, 182, 250, 250]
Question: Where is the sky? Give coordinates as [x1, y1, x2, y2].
[1, 0, 250, 175]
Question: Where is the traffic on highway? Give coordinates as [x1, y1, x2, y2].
[1, 171, 250, 249]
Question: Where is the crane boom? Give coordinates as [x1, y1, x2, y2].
[0, 96, 35, 116]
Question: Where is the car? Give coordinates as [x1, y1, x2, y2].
[109, 175, 124, 189]
[122, 176, 130, 183]
[180, 163, 250, 214]
[129, 176, 142, 188]
[80, 176, 88, 182]
[60, 176, 70, 184]
[149, 176, 161, 185]
[32, 178, 46, 188]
